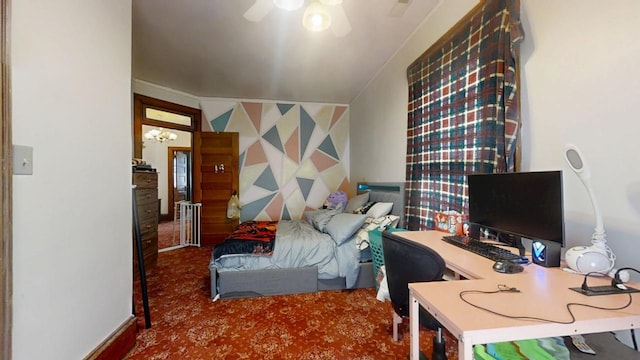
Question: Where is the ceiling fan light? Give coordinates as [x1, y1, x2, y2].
[273, 0, 304, 11]
[319, 0, 342, 6]
[303, 2, 332, 32]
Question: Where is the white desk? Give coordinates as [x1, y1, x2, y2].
[399, 231, 640, 360]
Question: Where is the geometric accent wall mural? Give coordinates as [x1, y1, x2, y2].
[200, 99, 350, 222]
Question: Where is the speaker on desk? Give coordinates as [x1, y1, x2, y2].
[468, 223, 480, 239]
[532, 241, 561, 267]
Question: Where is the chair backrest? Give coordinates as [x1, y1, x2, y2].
[382, 230, 445, 318]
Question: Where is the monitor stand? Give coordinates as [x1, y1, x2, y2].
[497, 232, 525, 256]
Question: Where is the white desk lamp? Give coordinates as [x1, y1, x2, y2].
[563, 144, 617, 275]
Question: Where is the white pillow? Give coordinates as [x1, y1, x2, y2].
[366, 202, 393, 218]
[354, 215, 401, 250]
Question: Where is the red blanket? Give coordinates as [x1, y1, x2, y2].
[213, 221, 277, 259]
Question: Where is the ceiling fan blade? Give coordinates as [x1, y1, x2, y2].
[329, 5, 351, 37]
[389, 0, 411, 17]
[243, 0, 274, 22]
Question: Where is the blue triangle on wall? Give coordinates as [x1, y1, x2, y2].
[262, 126, 284, 153]
[318, 135, 339, 160]
[240, 193, 277, 222]
[277, 103, 295, 115]
[297, 177, 314, 201]
[282, 206, 291, 220]
[255, 166, 278, 192]
[300, 107, 315, 159]
[210, 109, 233, 132]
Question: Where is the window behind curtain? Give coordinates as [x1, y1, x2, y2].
[405, 0, 524, 231]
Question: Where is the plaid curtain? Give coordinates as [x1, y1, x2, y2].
[405, 0, 524, 231]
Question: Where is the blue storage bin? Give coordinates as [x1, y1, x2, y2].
[369, 228, 406, 290]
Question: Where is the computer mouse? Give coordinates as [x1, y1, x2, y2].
[493, 260, 524, 274]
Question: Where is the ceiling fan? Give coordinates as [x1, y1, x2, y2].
[243, 0, 352, 37]
[389, 0, 412, 17]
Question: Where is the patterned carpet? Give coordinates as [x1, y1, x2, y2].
[157, 220, 177, 250]
[127, 246, 458, 359]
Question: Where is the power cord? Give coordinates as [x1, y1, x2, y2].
[459, 284, 633, 325]
[611, 267, 640, 288]
[609, 267, 640, 351]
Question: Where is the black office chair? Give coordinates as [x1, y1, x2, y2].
[382, 230, 447, 359]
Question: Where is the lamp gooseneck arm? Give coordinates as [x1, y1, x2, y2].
[582, 180, 606, 244]
[581, 177, 614, 273]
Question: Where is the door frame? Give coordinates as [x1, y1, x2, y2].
[167, 146, 191, 220]
[1, 0, 12, 358]
[132, 94, 200, 159]
[133, 94, 201, 219]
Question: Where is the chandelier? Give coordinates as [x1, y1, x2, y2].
[144, 128, 178, 143]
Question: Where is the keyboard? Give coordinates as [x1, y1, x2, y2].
[441, 235, 530, 265]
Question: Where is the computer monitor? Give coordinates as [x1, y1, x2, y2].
[467, 171, 565, 258]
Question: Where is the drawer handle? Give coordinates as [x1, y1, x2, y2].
[145, 224, 152, 229]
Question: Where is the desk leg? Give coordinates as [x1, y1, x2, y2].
[409, 292, 419, 360]
[459, 335, 473, 360]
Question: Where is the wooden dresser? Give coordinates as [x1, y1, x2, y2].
[133, 170, 158, 273]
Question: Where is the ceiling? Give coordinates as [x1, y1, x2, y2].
[132, 0, 440, 104]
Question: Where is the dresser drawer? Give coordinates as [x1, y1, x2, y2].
[133, 233, 157, 277]
[137, 203, 157, 220]
[139, 217, 158, 237]
[133, 172, 158, 189]
[135, 188, 157, 207]
[133, 170, 158, 271]
[138, 231, 157, 251]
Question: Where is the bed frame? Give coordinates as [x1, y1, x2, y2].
[209, 182, 405, 300]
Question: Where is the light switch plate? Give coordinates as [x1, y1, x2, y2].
[13, 145, 33, 175]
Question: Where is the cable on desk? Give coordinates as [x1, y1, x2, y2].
[459, 284, 633, 325]
[609, 267, 640, 351]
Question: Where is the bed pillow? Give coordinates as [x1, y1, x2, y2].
[354, 215, 401, 250]
[353, 201, 377, 215]
[345, 192, 370, 213]
[366, 202, 394, 218]
[304, 207, 341, 232]
[325, 213, 367, 245]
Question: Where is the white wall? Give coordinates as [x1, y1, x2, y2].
[350, 0, 479, 186]
[12, 1, 133, 359]
[519, 0, 640, 278]
[351, 0, 640, 278]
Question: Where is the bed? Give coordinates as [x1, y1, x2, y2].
[209, 182, 405, 300]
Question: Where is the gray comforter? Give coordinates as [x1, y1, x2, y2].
[212, 220, 361, 288]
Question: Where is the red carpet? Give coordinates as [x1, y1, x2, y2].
[127, 246, 458, 359]
[157, 220, 176, 249]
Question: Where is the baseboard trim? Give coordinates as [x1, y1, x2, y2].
[84, 316, 137, 360]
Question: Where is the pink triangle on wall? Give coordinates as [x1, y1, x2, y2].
[329, 106, 347, 129]
[242, 102, 263, 133]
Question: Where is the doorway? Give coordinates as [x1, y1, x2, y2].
[169, 147, 191, 207]
[133, 94, 201, 251]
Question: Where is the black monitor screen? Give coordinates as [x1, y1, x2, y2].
[467, 171, 565, 246]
